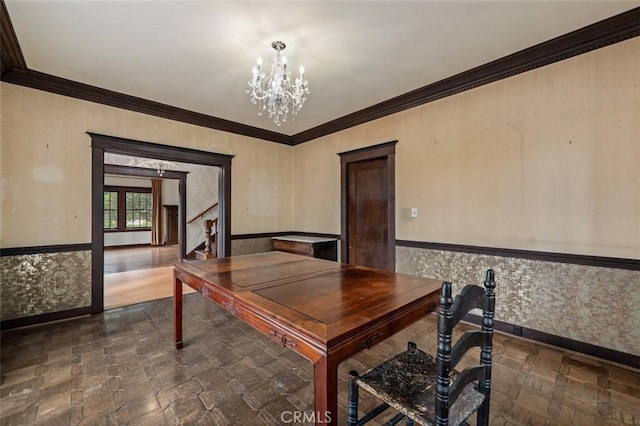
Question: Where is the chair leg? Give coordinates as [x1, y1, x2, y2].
[348, 371, 360, 426]
[476, 396, 490, 426]
[404, 343, 416, 426]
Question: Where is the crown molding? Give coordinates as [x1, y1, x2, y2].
[0, 0, 26, 74]
[1, 69, 292, 145]
[290, 7, 640, 145]
[2, 6, 638, 146]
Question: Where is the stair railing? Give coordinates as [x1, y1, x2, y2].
[187, 202, 219, 224]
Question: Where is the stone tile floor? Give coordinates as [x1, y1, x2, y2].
[1, 294, 639, 425]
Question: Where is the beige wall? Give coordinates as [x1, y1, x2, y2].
[293, 37, 640, 259]
[0, 84, 293, 248]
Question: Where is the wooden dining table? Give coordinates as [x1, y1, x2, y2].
[173, 251, 442, 425]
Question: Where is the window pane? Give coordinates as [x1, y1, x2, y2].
[125, 191, 152, 229]
[144, 204, 152, 227]
[103, 191, 118, 229]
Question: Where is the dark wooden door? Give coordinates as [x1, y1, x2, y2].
[164, 205, 178, 244]
[348, 158, 389, 270]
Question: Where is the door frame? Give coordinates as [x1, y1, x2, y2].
[338, 141, 397, 270]
[90, 132, 233, 314]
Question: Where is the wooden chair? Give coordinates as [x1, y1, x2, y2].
[347, 270, 496, 426]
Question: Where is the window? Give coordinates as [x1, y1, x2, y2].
[104, 186, 152, 231]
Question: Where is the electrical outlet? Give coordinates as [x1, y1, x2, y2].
[410, 208, 418, 218]
[513, 325, 523, 336]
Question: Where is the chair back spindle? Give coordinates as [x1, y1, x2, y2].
[477, 269, 496, 425]
[436, 282, 455, 425]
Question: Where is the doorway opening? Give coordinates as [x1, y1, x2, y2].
[102, 164, 189, 309]
[90, 133, 233, 314]
[339, 141, 396, 271]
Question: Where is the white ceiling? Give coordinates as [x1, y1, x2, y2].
[5, 1, 637, 136]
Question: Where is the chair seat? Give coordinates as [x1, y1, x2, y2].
[355, 346, 485, 426]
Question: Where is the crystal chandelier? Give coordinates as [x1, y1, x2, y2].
[144, 159, 178, 176]
[246, 41, 310, 126]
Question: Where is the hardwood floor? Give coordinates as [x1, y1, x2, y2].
[104, 245, 179, 273]
[104, 266, 194, 310]
[104, 245, 193, 310]
[1, 295, 638, 425]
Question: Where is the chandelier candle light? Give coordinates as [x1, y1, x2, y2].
[145, 159, 177, 176]
[247, 41, 310, 126]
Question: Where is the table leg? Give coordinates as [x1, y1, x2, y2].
[173, 272, 183, 349]
[314, 355, 338, 425]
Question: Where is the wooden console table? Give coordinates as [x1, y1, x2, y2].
[271, 234, 338, 261]
[173, 252, 441, 425]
